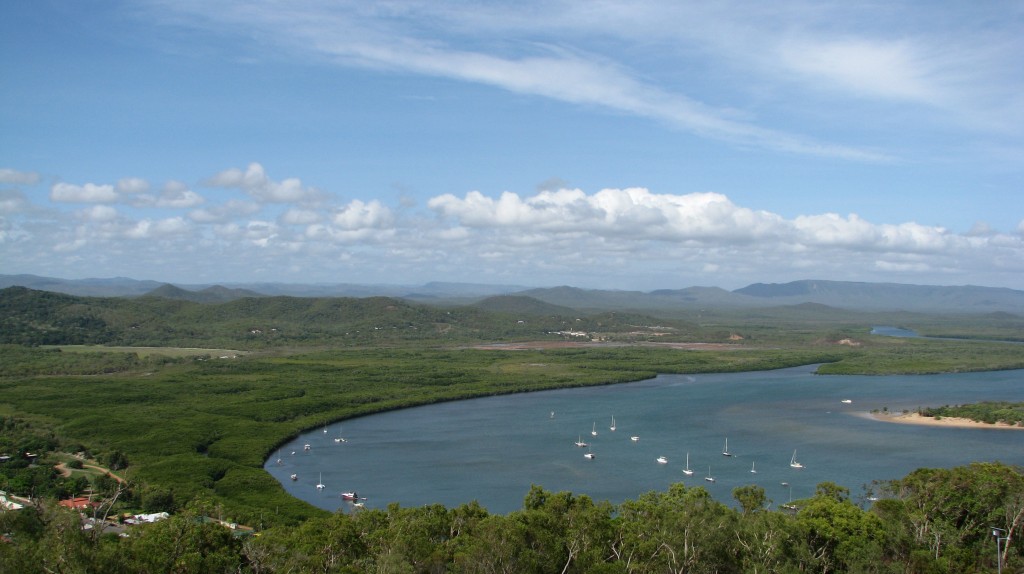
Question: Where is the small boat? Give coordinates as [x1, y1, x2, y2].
[584, 447, 596, 460]
[591, 422, 598, 437]
[316, 473, 325, 490]
[682, 452, 694, 476]
[290, 473, 298, 481]
[790, 449, 804, 469]
[722, 438, 731, 457]
[334, 437, 347, 443]
[841, 399, 852, 404]
[575, 435, 589, 448]
[303, 443, 311, 451]
[750, 461, 757, 474]
[630, 436, 640, 442]
[341, 492, 359, 501]
[610, 416, 616, 431]
[550, 411, 555, 419]
[656, 456, 668, 464]
[705, 466, 715, 482]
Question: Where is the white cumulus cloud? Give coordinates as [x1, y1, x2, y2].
[125, 217, 190, 239]
[429, 187, 784, 241]
[0, 168, 41, 185]
[51, 182, 119, 203]
[281, 208, 322, 225]
[78, 205, 119, 222]
[207, 162, 323, 203]
[117, 177, 150, 194]
[155, 182, 205, 208]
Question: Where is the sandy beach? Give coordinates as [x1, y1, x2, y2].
[859, 411, 1024, 430]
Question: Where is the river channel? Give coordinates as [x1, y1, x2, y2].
[266, 364, 1024, 514]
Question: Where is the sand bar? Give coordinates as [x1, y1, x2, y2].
[859, 411, 1023, 430]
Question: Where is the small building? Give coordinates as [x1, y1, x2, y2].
[59, 497, 99, 510]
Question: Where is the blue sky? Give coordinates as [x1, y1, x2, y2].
[2, 1, 1022, 291]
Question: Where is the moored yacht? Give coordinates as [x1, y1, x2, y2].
[790, 450, 804, 469]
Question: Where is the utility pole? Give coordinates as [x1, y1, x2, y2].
[991, 527, 1007, 574]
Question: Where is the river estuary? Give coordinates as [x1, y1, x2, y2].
[266, 364, 1024, 514]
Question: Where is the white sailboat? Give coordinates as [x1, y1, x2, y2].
[781, 484, 796, 510]
[682, 452, 694, 476]
[575, 435, 589, 448]
[705, 465, 715, 482]
[722, 438, 731, 457]
[750, 461, 757, 474]
[591, 422, 598, 436]
[316, 472, 325, 490]
[790, 450, 804, 469]
[610, 416, 616, 431]
[584, 446, 595, 460]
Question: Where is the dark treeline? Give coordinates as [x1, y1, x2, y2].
[1, 463, 1022, 573]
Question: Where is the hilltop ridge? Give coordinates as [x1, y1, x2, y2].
[1, 274, 1021, 314]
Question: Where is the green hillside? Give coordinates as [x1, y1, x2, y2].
[0, 287, 714, 349]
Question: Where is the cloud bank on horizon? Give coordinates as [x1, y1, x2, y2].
[3, 163, 1021, 290]
[1, 1, 1022, 290]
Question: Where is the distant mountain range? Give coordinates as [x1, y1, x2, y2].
[1, 274, 1021, 314]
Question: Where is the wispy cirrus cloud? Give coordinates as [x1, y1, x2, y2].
[141, 1, 1024, 160]
[141, 1, 901, 161]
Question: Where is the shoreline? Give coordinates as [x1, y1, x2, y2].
[858, 411, 1024, 430]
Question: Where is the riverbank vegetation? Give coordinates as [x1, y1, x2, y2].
[1, 462, 1020, 573]
[921, 401, 1024, 426]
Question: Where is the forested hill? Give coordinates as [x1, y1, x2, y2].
[3, 274, 1023, 313]
[0, 286, 701, 348]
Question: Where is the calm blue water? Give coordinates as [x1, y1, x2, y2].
[267, 365, 1024, 514]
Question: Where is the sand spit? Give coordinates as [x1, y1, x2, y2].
[859, 411, 1023, 430]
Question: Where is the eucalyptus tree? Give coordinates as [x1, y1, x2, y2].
[614, 482, 738, 573]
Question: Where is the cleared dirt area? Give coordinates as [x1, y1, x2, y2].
[468, 341, 743, 351]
